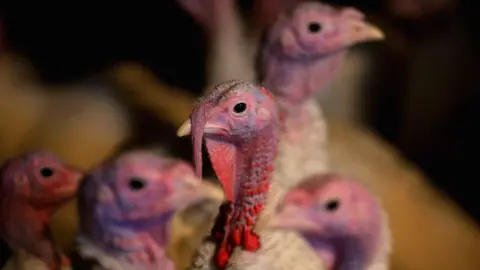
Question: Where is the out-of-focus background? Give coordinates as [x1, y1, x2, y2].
[0, 0, 479, 269]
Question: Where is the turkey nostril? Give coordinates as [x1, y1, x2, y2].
[308, 22, 321, 33]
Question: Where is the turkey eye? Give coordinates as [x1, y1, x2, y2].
[40, 167, 54, 178]
[325, 199, 340, 211]
[308, 22, 322, 33]
[233, 102, 247, 114]
[128, 178, 146, 191]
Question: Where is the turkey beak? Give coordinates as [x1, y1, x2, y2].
[171, 174, 208, 208]
[344, 20, 384, 44]
[57, 167, 83, 198]
[269, 205, 320, 233]
[177, 120, 192, 137]
[177, 119, 230, 137]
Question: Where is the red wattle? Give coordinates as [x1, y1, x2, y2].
[242, 230, 261, 251]
[231, 228, 242, 245]
[216, 244, 232, 269]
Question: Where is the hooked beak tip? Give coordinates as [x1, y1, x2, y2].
[366, 24, 385, 40]
[350, 21, 385, 42]
[177, 120, 192, 137]
[361, 23, 385, 41]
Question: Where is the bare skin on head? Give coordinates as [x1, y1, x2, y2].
[270, 174, 385, 270]
[260, 1, 385, 108]
[177, 80, 279, 268]
[77, 150, 207, 269]
[0, 150, 82, 270]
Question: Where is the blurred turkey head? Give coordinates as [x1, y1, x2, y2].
[267, 2, 384, 58]
[260, 2, 384, 104]
[78, 150, 207, 235]
[270, 173, 384, 269]
[0, 150, 82, 209]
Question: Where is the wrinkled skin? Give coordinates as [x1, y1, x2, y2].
[177, 80, 279, 268]
[77, 150, 209, 269]
[270, 174, 384, 270]
[0, 150, 82, 270]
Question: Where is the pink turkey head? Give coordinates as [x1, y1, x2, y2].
[271, 173, 382, 236]
[270, 173, 383, 268]
[0, 150, 82, 207]
[177, 80, 278, 201]
[268, 2, 384, 59]
[81, 151, 205, 224]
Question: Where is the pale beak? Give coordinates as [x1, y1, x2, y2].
[72, 170, 84, 186]
[58, 169, 83, 197]
[176, 119, 230, 137]
[347, 20, 385, 43]
[268, 206, 320, 233]
[171, 174, 210, 208]
[177, 120, 192, 137]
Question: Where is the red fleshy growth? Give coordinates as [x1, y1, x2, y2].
[214, 228, 261, 268]
[206, 140, 236, 201]
[231, 228, 242, 245]
[242, 229, 261, 251]
[215, 242, 233, 269]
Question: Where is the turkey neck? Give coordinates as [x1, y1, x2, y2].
[207, 124, 278, 232]
[302, 234, 370, 270]
[1, 197, 54, 227]
[233, 126, 278, 227]
[338, 237, 372, 270]
[268, 51, 347, 124]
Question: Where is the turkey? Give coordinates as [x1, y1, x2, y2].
[270, 173, 391, 270]
[0, 150, 82, 270]
[259, 1, 385, 190]
[72, 150, 219, 270]
[177, 80, 325, 269]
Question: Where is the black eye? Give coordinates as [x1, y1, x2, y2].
[128, 178, 146, 191]
[325, 199, 340, 211]
[233, 102, 247, 114]
[308, 22, 322, 33]
[40, 167, 54, 178]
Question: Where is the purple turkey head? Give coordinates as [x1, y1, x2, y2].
[270, 173, 383, 269]
[79, 150, 205, 229]
[260, 2, 385, 105]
